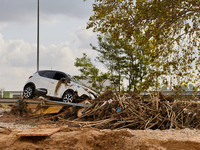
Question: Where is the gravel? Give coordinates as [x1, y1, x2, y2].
[0, 122, 36, 130]
[0, 108, 10, 114]
[0, 108, 36, 130]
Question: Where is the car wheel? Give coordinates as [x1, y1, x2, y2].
[62, 91, 74, 103]
[23, 85, 34, 99]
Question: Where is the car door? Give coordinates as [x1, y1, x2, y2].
[47, 71, 68, 97]
[34, 71, 54, 91]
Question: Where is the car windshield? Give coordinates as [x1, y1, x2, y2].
[67, 74, 99, 93]
[67, 74, 86, 86]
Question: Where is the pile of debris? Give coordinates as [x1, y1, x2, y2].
[9, 90, 200, 130]
[59, 90, 200, 130]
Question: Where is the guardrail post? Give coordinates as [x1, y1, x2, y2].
[17, 99, 21, 106]
[1, 88, 5, 98]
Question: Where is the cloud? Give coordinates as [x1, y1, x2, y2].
[71, 26, 108, 73]
[0, 0, 93, 24]
[0, 33, 80, 90]
[0, 35, 36, 67]
[39, 42, 77, 72]
[0, 33, 79, 71]
[0, 16, 102, 91]
[0, 23, 7, 30]
[0, 66, 35, 91]
[72, 26, 98, 58]
[40, 0, 93, 19]
[73, 27, 97, 49]
[0, 1, 36, 24]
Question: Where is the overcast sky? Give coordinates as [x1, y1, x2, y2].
[0, 0, 104, 91]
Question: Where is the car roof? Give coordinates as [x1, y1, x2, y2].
[37, 70, 69, 76]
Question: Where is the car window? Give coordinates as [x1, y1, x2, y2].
[42, 71, 54, 79]
[53, 72, 66, 80]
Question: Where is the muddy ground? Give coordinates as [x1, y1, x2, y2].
[1, 113, 200, 150]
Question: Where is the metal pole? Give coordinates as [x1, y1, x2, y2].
[37, 0, 39, 71]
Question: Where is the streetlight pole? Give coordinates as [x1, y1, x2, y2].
[37, 0, 39, 71]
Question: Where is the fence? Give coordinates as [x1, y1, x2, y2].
[0, 91, 23, 98]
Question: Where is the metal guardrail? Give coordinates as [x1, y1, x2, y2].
[1, 90, 200, 107]
[0, 98, 90, 107]
[141, 90, 200, 95]
[44, 100, 90, 107]
[1, 90, 200, 98]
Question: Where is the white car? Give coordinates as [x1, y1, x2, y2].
[23, 70, 98, 103]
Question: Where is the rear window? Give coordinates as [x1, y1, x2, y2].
[37, 71, 46, 76]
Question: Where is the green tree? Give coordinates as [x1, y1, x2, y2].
[189, 84, 194, 90]
[181, 85, 189, 91]
[161, 86, 168, 91]
[74, 53, 109, 92]
[91, 35, 150, 92]
[91, 35, 126, 92]
[87, 0, 200, 91]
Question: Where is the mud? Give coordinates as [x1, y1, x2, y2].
[1, 111, 200, 149]
[0, 113, 49, 124]
[55, 78, 69, 95]
[1, 124, 200, 150]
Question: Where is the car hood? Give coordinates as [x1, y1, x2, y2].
[70, 81, 98, 98]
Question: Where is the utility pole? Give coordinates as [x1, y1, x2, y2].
[37, 0, 39, 71]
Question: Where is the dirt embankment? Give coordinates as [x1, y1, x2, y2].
[1, 124, 200, 150]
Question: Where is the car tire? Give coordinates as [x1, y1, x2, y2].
[23, 85, 34, 99]
[62, 91, 74, 103]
